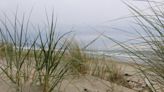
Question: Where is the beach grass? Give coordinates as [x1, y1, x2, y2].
[104, 1, 164, 91]
[1, 1, 163, 92]
[0, 12, 73, 92]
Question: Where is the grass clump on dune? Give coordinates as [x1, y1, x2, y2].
[90, 58, 130, 88]
[66, 41, 90, 75]
[126, 1, 164, 91]
[0, 12, 37, 92]
[33, 15, 72, 92]
[65, 41, 130, 87]
[0, 12, 72, 92]
[105, 1, 164, 91]
[106, 62, 129, 87]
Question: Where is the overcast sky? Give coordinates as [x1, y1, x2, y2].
[0, 0, 162, 49]
[0, 0, 132, 25]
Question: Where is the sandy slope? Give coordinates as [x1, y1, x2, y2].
[0, 59, 146, 92]
[58, 76, 136, 92]
[0, 75, 136, 92]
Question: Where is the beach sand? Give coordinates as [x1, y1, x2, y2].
[0, 59, 147, 92]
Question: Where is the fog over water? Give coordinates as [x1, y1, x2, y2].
[0, 0, 162, 50]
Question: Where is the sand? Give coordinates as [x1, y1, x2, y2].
[0, 59, 152, 92]
[0, 75, 137, 92]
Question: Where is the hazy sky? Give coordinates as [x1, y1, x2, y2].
[0, 0, 161, 49]
[0, 0, 132, 25]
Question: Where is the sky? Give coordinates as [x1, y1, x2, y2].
[0, 0, 162, 49]
[0, 0, 131, 25]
